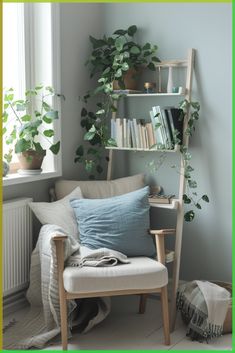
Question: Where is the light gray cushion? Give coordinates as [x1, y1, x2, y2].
[29, 187, 83, 240]
[70, 187, 156, 257]
[55, 174, 145, 200]
[63, 257, 168, 294]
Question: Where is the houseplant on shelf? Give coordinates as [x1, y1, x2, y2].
[75, 25, 160, 176]
[3, 85, 60, 174]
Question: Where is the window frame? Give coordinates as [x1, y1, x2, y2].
[3, 3, 62, 187]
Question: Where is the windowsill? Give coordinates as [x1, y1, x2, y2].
[3, 170, 62, 187]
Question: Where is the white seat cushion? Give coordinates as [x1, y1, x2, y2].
[63, 257, 168, 294]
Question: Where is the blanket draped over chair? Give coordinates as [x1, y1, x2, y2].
[176, 280, 230, 342]
[3, 224, 129, 349]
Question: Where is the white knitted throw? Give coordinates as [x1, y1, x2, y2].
[3, 224, 129, 349]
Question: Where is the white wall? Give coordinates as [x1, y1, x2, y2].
[102, 3, 232, 281]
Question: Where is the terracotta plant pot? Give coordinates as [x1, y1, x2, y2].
[17, 150, 46, 170]
[113, 68, 140, 91]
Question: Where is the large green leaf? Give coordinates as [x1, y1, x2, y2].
[130, 46, 141, 55]
[84, 131, 96, 141]
[43, 129, 54, 137]
[43, 115, 52, 124]
[76, 145, 84, 157]
[127, 25, 137, 37]
[45, 110, 59, 119]
[15, 139, 31, 153]
[184, 210, 195, 222]
[49, 141, 60, 154]
[115, 36, 126, 51]
[21, 114, 31, 122]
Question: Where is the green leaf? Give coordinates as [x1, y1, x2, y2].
[33, 142, 44, 152]
[42, 101, 51, 112]
[106, 138, 117, 147]
[35, 110, 41, 117]
[4, 103, 9, 109]
[122, 62, 129, 71]
[43, 115, 52, 124]
[4, 93, 14, 102]
[183, 194, 191, 204]
[102, 67, 110, 75]
[2, 111, 8, 123]
[147, 62, 156, 71]
[45, 86, 54, 94]
[2, 127, 7, 135]
[87, 147, 99, 155]
[15, 139, 31, 153]
[142, 42, 151, 51]
[84, 131, 96, 141]
[76, 145, 84, 157]
[81, 107, 88, 117]
[184, 210, 195, 222]
[21, 114, 31, 122]
[186, 165, 194, 172]
[96, 109, 105, 115]
[196, 203, 202, 209]
[127, 25, 137, 36]
[130, 46, 141, 55]
[35, 85, 44, 90]
[115, 36, 126, 51]
[16, 103, 26, 111]
[85, 159, 95, 172]
[43, 129, 54, 137]
[49, 141, 60, 154]
[202, 194, 209, 203]
[45, 110, 59, 119]
[188, 180, 197, 188]
[113, 29, 127, 36]
[115, 69, 123, 78]
[151, 56, 160, 62]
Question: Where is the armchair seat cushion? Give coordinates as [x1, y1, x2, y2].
[63, 257, 168, 294]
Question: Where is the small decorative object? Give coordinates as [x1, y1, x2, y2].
[3, 161, 10, 177]
[178, 86, 183, 94]
[172, 87, 179, 93]
[144, 82, 156, 94]
[167, 66, 174, 93]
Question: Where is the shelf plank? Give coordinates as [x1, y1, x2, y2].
[155, 60, 188, 68]
[105, 145, 180, 153]
[125, 92, 185, 97]
[149, 198, 179, 210]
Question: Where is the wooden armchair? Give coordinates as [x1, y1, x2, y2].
[54, 229, 174, 350]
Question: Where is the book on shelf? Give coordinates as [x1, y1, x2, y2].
[164, 107, 184, 145]
[115, 118, 123, 147]
[148, 194, 175, 204]
[149, 109, 164, 146]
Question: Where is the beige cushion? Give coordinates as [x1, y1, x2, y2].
[29, 187, 83, 240]
[55, 174, 145, 200]
[63, 257, 167, 294]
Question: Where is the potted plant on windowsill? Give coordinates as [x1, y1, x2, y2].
[3, 85, 60, 175]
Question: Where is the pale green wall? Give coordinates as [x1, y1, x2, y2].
[3, 3, 232, 281]
[102, 3, 232, 281]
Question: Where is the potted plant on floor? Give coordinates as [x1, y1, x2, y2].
[3, 85, 60, 174]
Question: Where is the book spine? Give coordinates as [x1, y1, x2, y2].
[150, 109, 164, 146]
[129, 120, 136, 148]
[133, 118, 140, 148]
[123, 118, 127, 148]
[152, 106, 166, 147]
[115, 118, 123, 147]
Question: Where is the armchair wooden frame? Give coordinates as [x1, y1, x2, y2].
[54, 229, 173, 350]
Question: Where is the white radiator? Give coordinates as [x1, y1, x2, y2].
[3, 198, 33, 297]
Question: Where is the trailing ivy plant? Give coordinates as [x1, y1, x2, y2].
[75, 25, 159, 178]
[171, 99, 209, 221]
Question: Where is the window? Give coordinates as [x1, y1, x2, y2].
[3, 3, 62, 185]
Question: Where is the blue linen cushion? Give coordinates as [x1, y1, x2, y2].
[70, 186, 155, 257]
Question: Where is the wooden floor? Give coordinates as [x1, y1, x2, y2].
[4, 295, 232, 351]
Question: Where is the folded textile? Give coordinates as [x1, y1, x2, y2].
[67, 246, 130, 267]
[4, 224, 130, 349]
[177, 280, 230, 342]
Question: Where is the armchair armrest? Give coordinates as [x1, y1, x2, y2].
[150, 229, 175, 264]
[53, 234, 67, 283]
[150, 229, 175, 236]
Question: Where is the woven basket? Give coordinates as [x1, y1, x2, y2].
[212, 281, 232, 334]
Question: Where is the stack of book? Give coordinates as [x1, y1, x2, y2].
[148, 194, 175, 204]
[110, 106, 184, 150]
